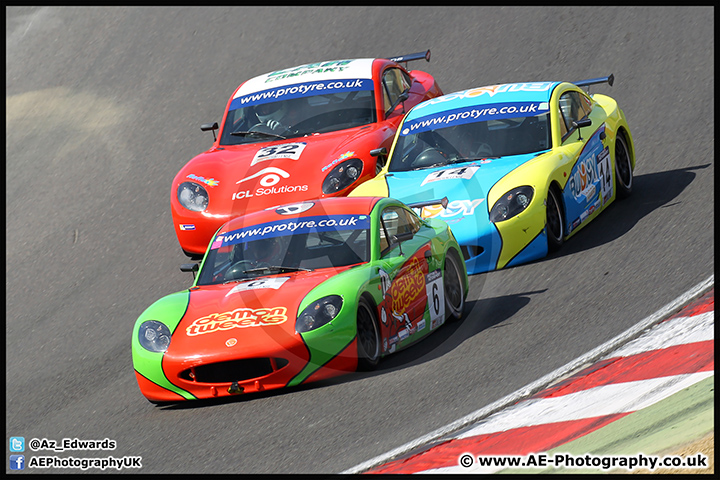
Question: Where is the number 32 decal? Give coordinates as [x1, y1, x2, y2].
[252, 142, 307, 165]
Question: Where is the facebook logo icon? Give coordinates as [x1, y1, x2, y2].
[10, 455, 25, 470]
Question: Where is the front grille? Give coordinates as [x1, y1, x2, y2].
[460, 245, 484, 260]
[180, 357, 289, 384]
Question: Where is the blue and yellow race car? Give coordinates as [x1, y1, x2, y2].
[350, 75, 635, 274]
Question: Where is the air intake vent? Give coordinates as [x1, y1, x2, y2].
[180, 357, 289, 384]
[460, 245, 484, 260]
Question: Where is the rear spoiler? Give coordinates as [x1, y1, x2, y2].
[574, 74, 614, 89]
[387, 49, 431, 65]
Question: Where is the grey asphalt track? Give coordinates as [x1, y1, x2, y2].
[6, 6, 714, 474]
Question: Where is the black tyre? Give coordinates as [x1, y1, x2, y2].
[444, 251, 465, 321]
[615, 132, 633, 199]
[356, 297, 380, 371]
[546, 186, 564, 252]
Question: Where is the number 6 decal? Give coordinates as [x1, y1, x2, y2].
[425, 269, 445, 329]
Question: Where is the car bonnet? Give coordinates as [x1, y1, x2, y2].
[385, 153, 542, 240]
[177, 122, 389, 218]
[167, 268, 349, 360]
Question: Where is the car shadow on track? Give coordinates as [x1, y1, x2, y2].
[365, 288, 546, 376]
[546, 164, 710, 260]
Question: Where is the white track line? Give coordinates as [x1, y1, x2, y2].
[456, 371, 714, 439]
[341, 275, 714, 474]
[610, 311, 713, 357]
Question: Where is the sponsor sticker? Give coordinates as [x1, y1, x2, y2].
[412, 82, 556, 112]
[186, 307, 288, 336]
[179, 224, 196, 231]
[388, 256, 426, 316]
[233, 184, 309, 200]
[569, 155, 603, 201]
[417, 318, 426, 332]
[186, 174, 219, 187]
[403, 101, 548, 136]
[237, 166, 291, 187]
[231, 77, 373, 109]
[211, 235, 224, 250]
[322, 151, 356, 172]
[419, 199, 484, 219]
[265, 59, 361, 81]
[216, 215, 370, 248]
[233, 166, 309, 200]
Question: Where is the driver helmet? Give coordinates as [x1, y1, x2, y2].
[412, 148, 447, 169]
[475, 143, 493, 158]
[245, 236, 284, 264]
[255, 101, 287, 124]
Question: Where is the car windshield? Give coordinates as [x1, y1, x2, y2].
[196, 215, 370, 285]
[388, 112, 550, 172]
[219, 88, 376, 145]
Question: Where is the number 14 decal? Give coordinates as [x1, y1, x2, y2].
[251, 142, 307, 165]
[596, 146, 613, 204]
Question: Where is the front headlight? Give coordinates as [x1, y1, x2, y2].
[177, 181, 209, 212]
[322, 158, 363, 194]
[489, 186, 534, 223]
[296, 295, 343, 333]
[138, 320, 172, 352]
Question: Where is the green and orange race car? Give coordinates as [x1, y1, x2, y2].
[132, 196, 467, 403]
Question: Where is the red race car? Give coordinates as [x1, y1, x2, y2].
[172, 51, 443, 259]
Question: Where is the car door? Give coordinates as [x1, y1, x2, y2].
[375, 205, 437, 353]
[558, 90, 613, 236]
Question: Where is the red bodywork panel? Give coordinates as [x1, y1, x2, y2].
[171, 58, 442, 256]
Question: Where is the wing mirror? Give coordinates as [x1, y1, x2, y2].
[391, 231, 414, 256]
[180, 263, 199, 279]
[201, 122, 219, 141]
[572, 118, 592, 141]
[385, 91, 410, 118]
[370, 147, 388, 173]
[392, 232, 414, 244]
[370, 147, 388, 158]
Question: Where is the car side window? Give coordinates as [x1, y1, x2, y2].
[579, 92, 593, 117]
[559, 91, 592, 142]
[382, 68, 412, 114]
[405, 208, 423, 234]
[379, 206, 419, 256]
